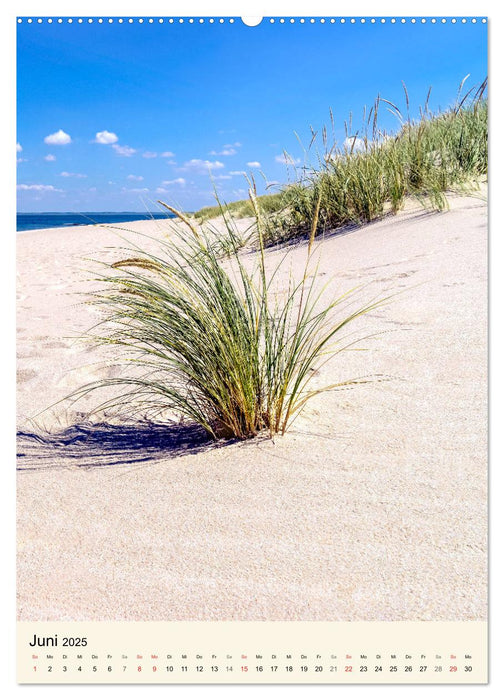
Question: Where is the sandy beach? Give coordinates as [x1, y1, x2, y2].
[16, 190, 487, 622]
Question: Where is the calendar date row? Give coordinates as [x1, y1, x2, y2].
[33, 663, 473, 674]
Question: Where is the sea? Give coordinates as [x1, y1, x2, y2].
[17, 212, 175, 233]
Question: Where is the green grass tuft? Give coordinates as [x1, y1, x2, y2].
[194, 79, 487, 247]
[70, 199, 385, 440]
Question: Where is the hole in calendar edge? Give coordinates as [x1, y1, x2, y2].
[241, 16, 263, 27]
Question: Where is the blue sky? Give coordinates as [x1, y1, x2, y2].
[16, 17, 487, 212]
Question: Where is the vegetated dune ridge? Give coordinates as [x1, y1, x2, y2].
[16, 188, 487, 621]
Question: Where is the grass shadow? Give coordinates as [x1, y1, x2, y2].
[16, 421, 222, 471]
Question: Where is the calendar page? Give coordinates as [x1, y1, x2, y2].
[16, 8, 488, 685]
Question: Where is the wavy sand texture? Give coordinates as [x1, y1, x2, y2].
[17, 191, 487, 621]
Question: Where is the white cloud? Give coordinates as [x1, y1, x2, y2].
[155, 187, 168, 194]
[44, 154, 56, 161]
[209, 148, 237, 156]
[213, 174, 232, 180]
[275, 154, 301, 165]
[161, 151, 175, 158]
[44, 129, 72, 145]
[17, 184, 62, 192]
[94, 130, 118, 145]
[127, 174, 144, 181]
[224, 142, 241, 148]
[343, 136, 366, 152]
[182, 159, 224, 173]
[112, 144, 136, 157]
[16, 158, 27, 164]
[229, 170, 247, 176]
[122, 187, 149, 193]
[246, 161, 261, 168]
[162, 178, 186, 187]
[142, 151, 158, 159]
[60, 171, 87, 178]
[16, 143, 22, 152]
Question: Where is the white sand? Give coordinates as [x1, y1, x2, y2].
[17, 190, 487, 621]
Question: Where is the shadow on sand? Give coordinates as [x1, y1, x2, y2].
[16, 421, 220, 471]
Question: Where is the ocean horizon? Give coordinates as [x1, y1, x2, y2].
[17, 211, 176, 233]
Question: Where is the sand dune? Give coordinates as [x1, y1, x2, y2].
[16, 190, 487, 621]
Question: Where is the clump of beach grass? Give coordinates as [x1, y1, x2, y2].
[71, 193, 385, 441]
[269, 78, 487, 243]
[194, 78, 487, 247]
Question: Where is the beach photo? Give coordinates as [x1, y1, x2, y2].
[16, 16, 487, 624]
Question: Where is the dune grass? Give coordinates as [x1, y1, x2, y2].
[72, 196, 385, 440]
[194, 79, 487, 246]
[266, 80, 487, 244]
[194, 190, 286, 223]
[69, 80, 486, 441]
